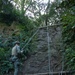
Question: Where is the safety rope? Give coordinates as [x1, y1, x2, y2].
[60, 27, 65, 75]
[21, 24, 51, 74]
[25, 71, 75, 75]
[21, 28, 39, 51]
[46, 0, 52, 74]
[21, 25, 66, 75]
[47, 25, 51, 75]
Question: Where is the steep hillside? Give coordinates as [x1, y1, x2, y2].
[22, 25, 62, 74]
[0, 23, 63, 75]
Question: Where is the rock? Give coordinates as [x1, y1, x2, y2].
[23, 25, 62, 74]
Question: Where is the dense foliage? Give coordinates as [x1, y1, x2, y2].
[60, 0, 75, 70]
[0, 0, 75, 74]
[0, 0, 63, 74]
[0, 0, 38, 74]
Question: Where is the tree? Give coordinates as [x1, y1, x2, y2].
[59, 0, 75, 70]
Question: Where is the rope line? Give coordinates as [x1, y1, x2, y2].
[46, 0, 52, 74]
[20, 25, 75, 75]
[47, 25, 51, 75]
[21, 24, 66, 75]
[21, 24, 62, 51]
[25, 70, 75, 75]
[61, 27, 65, 75]
[21, 28, 39, 50]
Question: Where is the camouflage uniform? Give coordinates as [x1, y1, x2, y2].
[11, 41, 21, 75]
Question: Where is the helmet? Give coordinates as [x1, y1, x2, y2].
[14, 41, 20, 44]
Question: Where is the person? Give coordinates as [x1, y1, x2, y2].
[11, 41, 22, 75]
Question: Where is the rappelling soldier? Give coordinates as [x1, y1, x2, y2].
[11, 41, 23, 75]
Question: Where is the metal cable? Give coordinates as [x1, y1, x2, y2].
[21, 28, 39, 50]
[46, 0, 52, 74]
[47, 25, 51, 75]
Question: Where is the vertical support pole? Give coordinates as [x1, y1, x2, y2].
[46, 14, 52, 74]
[60, 25, 65, 75]
[47, 25, 51, 75]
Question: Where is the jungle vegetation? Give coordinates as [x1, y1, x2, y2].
[0, 0, 75, 74]
[60, 0, 75, 70]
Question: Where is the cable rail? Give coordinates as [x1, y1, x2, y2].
[21, 28, 39, 50]
[21, 23, 65, 75]
[38, 23, 62, 29]
[25, 70, 75, 75]
[21, 25, 75, 75]
[22, 23, 62, 50]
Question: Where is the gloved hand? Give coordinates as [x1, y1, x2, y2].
[21, 50, 23, 53]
